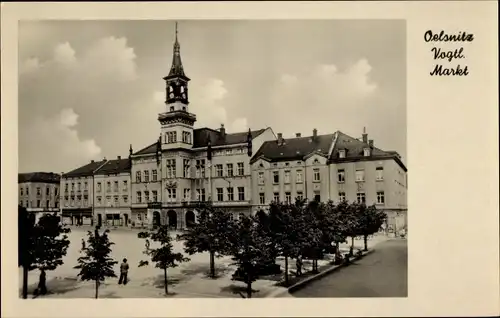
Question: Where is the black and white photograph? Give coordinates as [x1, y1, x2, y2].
[16, 19, 408, 299]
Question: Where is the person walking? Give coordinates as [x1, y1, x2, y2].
[296, 255, 303, 276]
[118, 258, 129, 285]
[145, 239, 150, 251]
[81, 238, 86, 251]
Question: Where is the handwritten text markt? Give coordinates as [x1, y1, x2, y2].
[425, 30, 474, 76]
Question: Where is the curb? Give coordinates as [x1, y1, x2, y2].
[266, 249, 375, 298]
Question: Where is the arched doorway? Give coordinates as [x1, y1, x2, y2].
[153, 211, 161, 227]
[185, 210, 195, 228]
[167, 210, 177, 230]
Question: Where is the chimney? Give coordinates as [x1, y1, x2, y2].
[362, 127, 368, 144]
[277, 133, 283, 145]
[91, 160, 95, 163]
[117, 156, 121, 160]
[369, 139, 374, 148]
[103, 157, 107, 161]
[220, 124, 226, 139]
[296, 133, 301, 137]
[313, 128, 318, 138]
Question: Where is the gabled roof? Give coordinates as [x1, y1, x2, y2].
[329, 131, 407, 171]
[251, 134, 335, 163]
[133, 128, 266, 156]
[94, 158, 131, 175]
[18, 172, 60, 184]
[63, 160, 108, 178]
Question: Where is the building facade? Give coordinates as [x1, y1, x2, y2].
[18, 172, 61, 222]
[52, 24, 408, 232]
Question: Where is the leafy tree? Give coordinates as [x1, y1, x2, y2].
[228, 214, 271, 298]
[31, 213, 71, 294]
[356, 204, 387, 251]
[74, 227, 117, 299]
[178, 202, 234, 278]
[18, 208, 71, 298]
[300, 200, 325, 273]
[138, 225, 189, 295]
[345, 202, 363, 256]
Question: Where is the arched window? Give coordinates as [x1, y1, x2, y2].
[180, 86, 184, 93]
[168, 86, 173, 93]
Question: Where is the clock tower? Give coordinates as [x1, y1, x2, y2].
[158, 22, 196, 151]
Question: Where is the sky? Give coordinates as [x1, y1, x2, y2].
[18, 20, 406, 173]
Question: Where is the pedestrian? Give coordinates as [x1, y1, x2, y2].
[81, 238, 86, 251]
[296, 255, 303, 276]
[145, 239, 150, 250]
[37, 269, 47, 295]
[118, 258, 129, 285]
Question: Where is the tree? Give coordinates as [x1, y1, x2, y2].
[300, 200, 325, 273]
[18, 208, 71, 298]
[74, 227, 117, 299]
[178, 202, 234, 278]
[138, 225, 189, 295]
[31, 213, 71, 294]
[228, 214, 271, 298]
[356, 204, 387, 251]
[339, 201, 361, 256]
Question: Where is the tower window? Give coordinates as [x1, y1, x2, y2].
[183, 106, 186, 111]
[170, 106, 174, 112]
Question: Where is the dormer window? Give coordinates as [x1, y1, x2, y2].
[363, 148, 371, 157]
[339, 150, 346, 158]
[313, 158, 320, 164]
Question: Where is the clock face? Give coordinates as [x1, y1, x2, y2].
[169, 93, 174, 98]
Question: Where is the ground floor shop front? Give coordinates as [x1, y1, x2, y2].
[93, 208, 131, 227]
[61, 208, 93, 226]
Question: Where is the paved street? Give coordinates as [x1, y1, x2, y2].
[292, 239, 407, 298]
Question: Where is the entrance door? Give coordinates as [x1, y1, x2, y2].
[167, 210, 177, 230]
[124, 214, 129, 227]
[97, 214, 102, 227]
[185, 211, 195, 228]
[153, 211, 161, 227]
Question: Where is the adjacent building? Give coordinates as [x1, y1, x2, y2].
[48, 24, 408, 233]
[18, 172, 61, 222]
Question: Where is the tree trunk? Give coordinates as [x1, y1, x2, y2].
[284, 256, 289, 285]
[22, 265, 28, 299]
[95, 280, 99, 299]
[349, 237, 355, 256]
[209, 250, 215, 278]
[164, 267, 168, 295]
[246, 281, 252, 299]
[363, 234, 368, 251]
[38, 270, 47, 295]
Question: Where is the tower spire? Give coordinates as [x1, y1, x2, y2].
[168, 21, 186, 78]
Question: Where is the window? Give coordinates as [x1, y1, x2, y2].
[285, 192, 291, 204]
[226, 149, 232, 155]
[377, 191, 385, 204]
[227, 188, 234, 201]
[71, 183, 75, 190]
[137, 191, 142, 203]
[226, 163, 234, 177]
[137, 213, 142, 221]
[167, 131, 177, 143]
[217, 188, 224, 201]
[46, 187, 50, 195]
[77, 182, 81, 191]
[144, 191, 150, 202]
[46, 200, 50, 207]
[237, 162, 244, 176]
[152, 190, 158, 202]
[97, 196, 102, 205]
[216, 164, 223, 177]
[183, 188, 191, 200]
[296, 170, 303, 183]
[106, 181, 111, 192]
[339, 150, 346, 158]
[183, 159, 190, 178]
[97, 182, 102, 192]
[337, 169, 345, 183]
[200, 189, 206, 201]
[238, 187, 245, 201]
[313, 168, 320, 182]
[170, 106, 174, 112]
[339, 192, 346, 201]
[182, 131, 192, 144]
[123, 195, 128, 203]
[273, 192, 280, 202]
[284, 171, 291, 184]
[259, 193, 265, 205]
[136, 171, 142, 182]
[314, 192, 321, 202]
[357, 192, 366, 204]
[123, 180, 128, 191]
[152, 169, 158, 182]
[376, 167, 384, 180]
[55, 188, 58, 196]
[364, 148, 371, 157]
[296, 191, 303, 201]
[64, 184, 68, 192]
[166, 159, 176, 178]
[258, 172, 265, 185]
[20, 188, 23, 196]
[273, 171, 279, 184]
[36, 187, 41, 195]
[195, 160, 205, 178]
[167, 188, 177, 201]
[114, 181, 119, 192]
[114, 196, 119, 205]
[84, 182, 88, 190]
[37, 200, 41, 208]
[355, 169, 365, 182]
[144, 170, 150, 183]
